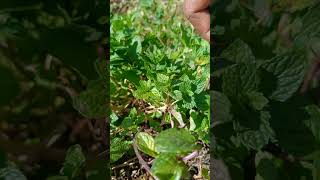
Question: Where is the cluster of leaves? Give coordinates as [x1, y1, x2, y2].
[135, 129, 199, 179]
[0, 0, 108, 179]
[110, 0, 210, 179]
[212, 0, 320, 179]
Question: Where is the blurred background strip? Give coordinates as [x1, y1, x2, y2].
[0, 0, 109, 179]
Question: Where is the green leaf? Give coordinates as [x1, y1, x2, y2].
[133, 80, 152, 100]
[151, 153, 188, 180]
[246, 91, 269, 110]
[94, 59, 108, 81]
[260, 51, 307, 102]
[255, 151, 282, 180]
[129, 107, 138, 118]
[172, 90, 183, 100]
[294, 4, 320, 48]
[110, 112, 119, 124]
[253, 0, 272, 26]
[121, 117, 133, 128]
[0, 167, 27, 180]
[110, 138, 132, 163]
[220, 39, 255, 63]
[120, 108, 138, 128]
[133, 80, 164, 104]
[255, 151, 313, 180]
[211, 90, 232, 126]
[135, 132, 158, 157]
[222, 63, 260, 98]
[314, 153, 320, 180]
[305, 105, 320, 143]
[239, 111, 275, 150]
[157, 73, 169, 84]
[194, 90, 210, 111]
[72, 79, 108, 119]
[60, 144, 85, 179]
[178, 74, 193, 96]
[155, 128, 198, 154]
[194, 66, 210, 94]
[122, 70, 140, 87]
[240, 131, 268, 151]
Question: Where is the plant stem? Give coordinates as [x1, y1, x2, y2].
[133, 139, 159, 180]
[182, 151, 199, 162]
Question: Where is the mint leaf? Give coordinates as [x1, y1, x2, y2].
[314, 153, 320, 180]
[157, 73, 169, 84]
[155, 128, 198, 154]
[211, 91, 232, 126]
[305, 105, 320, 143]
[178, 74, 193, 96]
[255, 151, 282, 180]
[135, 132, 158, 157]
[294, 3, 320, 46]
[72, 79, 108, 118]
[220, 39, 255, 63]
[151, 153, 188, 180]
[246, 91, 269, 110]
[260, 51, 307, 102]
[0, 167, 27, 180]
[239, 111, 274, 150]
[60, 145, 85, 179]
[222, 63, 260, 98]
[110, 138, 132, 163]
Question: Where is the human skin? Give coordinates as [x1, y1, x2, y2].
[183, 0, 210, 42]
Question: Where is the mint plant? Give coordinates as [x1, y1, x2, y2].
[111, 0, 210, 179]
[135, 129, 199, 179]
[212, 1, 320, 179]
